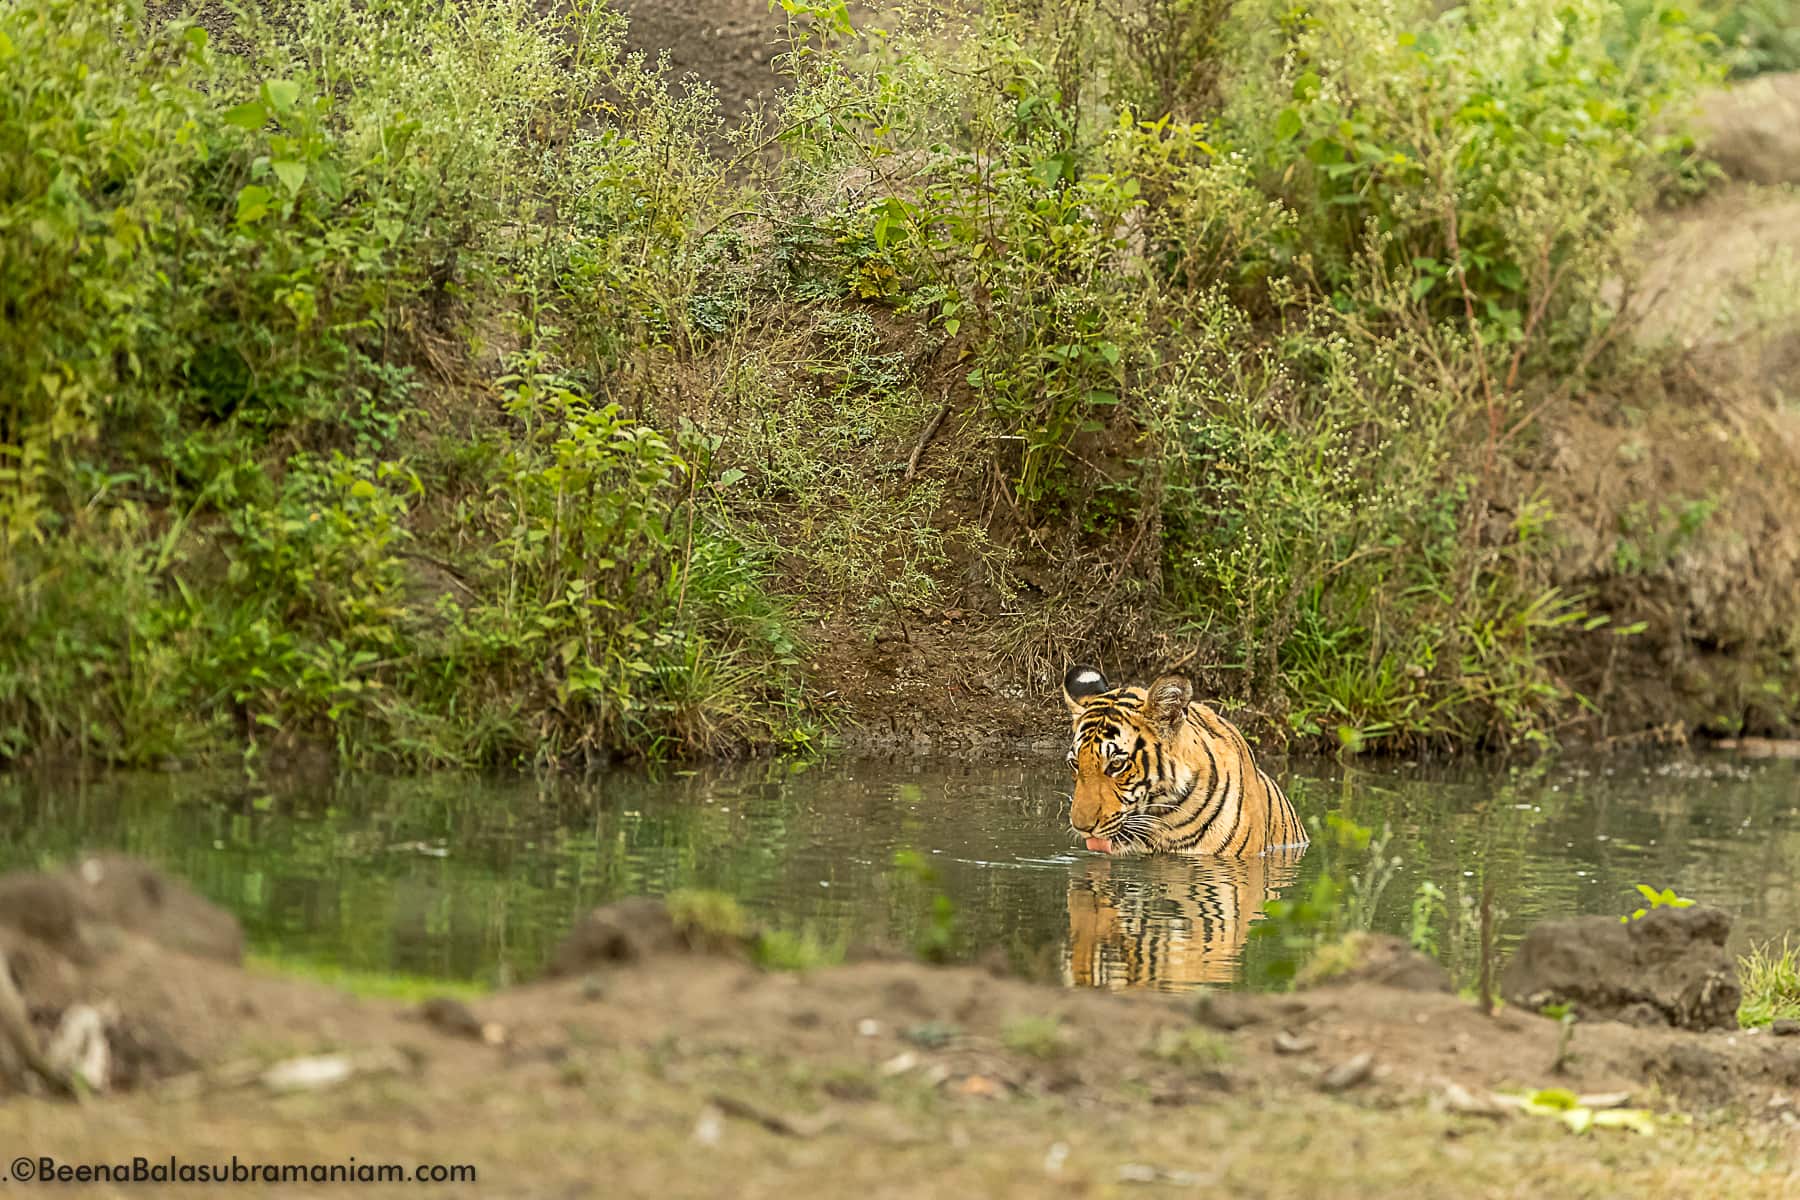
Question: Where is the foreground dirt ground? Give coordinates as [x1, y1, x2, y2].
[8, 893, 1800, 1199]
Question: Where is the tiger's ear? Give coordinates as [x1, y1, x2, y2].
[1146, 674, 1193, 733]
[1063, 664, 1110, 715]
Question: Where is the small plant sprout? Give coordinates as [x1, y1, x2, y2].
[1620, 884, 1696, 923]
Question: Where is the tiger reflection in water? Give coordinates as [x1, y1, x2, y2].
[1064, 851, 1304, 991]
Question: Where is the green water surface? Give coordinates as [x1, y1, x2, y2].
[2, 754, 1795, 992]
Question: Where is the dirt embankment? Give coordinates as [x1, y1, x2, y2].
[5, 858, 1800, 1197]
[618, 0, 1800, 753]
[1536, 75, 1800, 745]
[829, 69, 1800, 754]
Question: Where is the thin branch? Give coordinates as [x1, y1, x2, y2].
[903, 401, 954, 483]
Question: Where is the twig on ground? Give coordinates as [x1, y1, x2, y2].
[903, 401, 954, 483]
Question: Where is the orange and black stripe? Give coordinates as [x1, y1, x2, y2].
[1063, 664, 1306, 857]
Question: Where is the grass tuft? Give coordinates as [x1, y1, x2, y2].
[1738, 938, 1800, 1028]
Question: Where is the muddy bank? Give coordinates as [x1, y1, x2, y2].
[4, 859, 1798, 1196]
[646, 15, 1800, 757]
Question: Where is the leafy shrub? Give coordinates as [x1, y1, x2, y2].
[0, 0, 809, 766]
[0, 0, 1747, 764]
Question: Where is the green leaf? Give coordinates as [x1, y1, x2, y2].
[1409, 276, 1437, 300]
[1636, 883, 1660, 902]
[235, 184, 273, 225]
[263, 79, 300, 113]
[223, 100, 268, 131]
[1273, 107, 1303, 142]
[0, 30, 17, 59]
[1029, 153, 1070, 186]
[310, 158, 344, 201]
[271, 159, 307, 195]
[1084, 390, 1118, 407]
[1529, 1088, 1579, 1111]
[1291, 71, 1321, 102]
[348, 480, 378, 500]
[1305, 137, 1345, 165]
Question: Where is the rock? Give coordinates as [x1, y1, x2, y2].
[1501, 906, 1740, 1031]
[44, 1004, 113, 1093]
[546, 897, 747, 977]
[0, 874, 91, 962]
[260, 1054, 353, 1093]
[549, 898, 684, 973]
[1771, 1019, 1800, 1037]
[1191, 992, 1306, 1031]
[104, 1014, 197, 1089]
[1272, 1031, 1315, 1056]
[1644, 1041, 1732, 1105]
[692, 1106, 724, 1147]
[1697, 72, 1800, 186]
[1435, 1082, 1509, 1119]
[417, 997, 485, 1040]
[259, 1048, 410, 1094]
[1296, 932, 1452, 993]
[1319, 1052, 1375, 1093]
[70, 855, 243, 964]
[878, 1051, 919, 1077]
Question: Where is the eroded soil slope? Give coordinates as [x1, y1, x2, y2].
[603, 0, 1800, 751]
[4, 860, 1800, 1198]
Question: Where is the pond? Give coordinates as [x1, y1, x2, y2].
[2, 754, 1797, 992]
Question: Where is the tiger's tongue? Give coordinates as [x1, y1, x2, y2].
[1085, 836, 1113, 853]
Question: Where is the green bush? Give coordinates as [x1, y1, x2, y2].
[0, 0, 810, 766]
[0, 0, 1749, 764]
[1228, 0, 1715, 329]
[1690, 0, 1800, 76]
[752, 0, 1714, 748]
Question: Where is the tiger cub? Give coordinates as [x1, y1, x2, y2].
[1062, 664, 1306, 856]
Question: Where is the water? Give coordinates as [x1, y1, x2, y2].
[2, 754, 1796, 992]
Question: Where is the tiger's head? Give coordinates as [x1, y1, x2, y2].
[1061, 663, 1194, 855]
